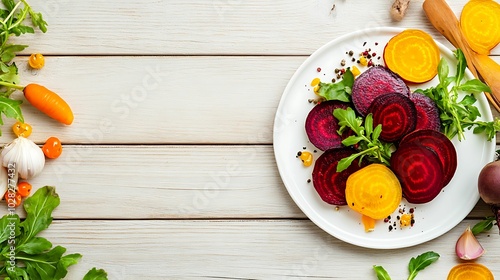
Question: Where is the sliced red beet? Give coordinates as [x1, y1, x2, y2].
[409, 93, 441, 131]
[391, 143, 444, 204]
[399, 129, 457, 187]
[312, 147, 366, 205]
[351, 66, 410, 116]
[367, 92, 417, 142]
[305, 100, 352, 151]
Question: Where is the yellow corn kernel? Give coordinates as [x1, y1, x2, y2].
[313, 85, 320, 95]
[310, 77, 321, 87]
[400, 213, 413, 227]
[298, 151, 313, 167]
[351, 66, 361, 77]
[359, 56, 368, 66]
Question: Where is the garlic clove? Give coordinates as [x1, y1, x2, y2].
[1, 136, 45, 179]
[455, 226, 485, 260]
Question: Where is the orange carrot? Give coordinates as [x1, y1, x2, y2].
[23, 83, 74, 125]
[383, 29, 441, 83]
[460, 0, 500, 55]
[447, 263, 494, 280]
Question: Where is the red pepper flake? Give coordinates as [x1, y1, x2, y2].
[372, 52, 377, 57]
[316, 67, 321, 72]
[367, 60, 374, 67]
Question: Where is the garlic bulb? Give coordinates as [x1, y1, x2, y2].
[455, 226, 485, 260]
[1, 136, 45, 179]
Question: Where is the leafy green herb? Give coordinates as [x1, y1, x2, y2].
[373, 265, 392, 280]
[333, 107, 393, 172]
[407, 251, 440, 280]
[415, 49, 500, 141]
[471, 216, 496, 235]
[83, 268, 108, 280]
[0, 0, 47, 134]
[373, 251, 440, 280]
[317, 68, 354, 102]
[0, 187, 108, 280]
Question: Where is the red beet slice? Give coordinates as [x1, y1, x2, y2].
[409, 93, 441, 131]
[312, 147, 366, 205]
[305, 100, 351, 151]
[400, 129, 457, 187]
[367, 92, 417, 142]
[391, 143, 444, 204]
[351, 66, 410, 116]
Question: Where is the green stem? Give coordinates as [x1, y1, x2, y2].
[0, 81, 24, 90]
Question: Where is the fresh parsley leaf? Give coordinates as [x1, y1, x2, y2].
[407, 251, 440, 280]
[471, 216, 496, 235]
[83, 267, 109, 280]
[373, 265, 391, 280]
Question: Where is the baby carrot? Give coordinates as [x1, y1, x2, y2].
[23, 83, 74, 125]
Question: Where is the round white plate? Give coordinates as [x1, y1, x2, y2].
[273, 27, 496, 249]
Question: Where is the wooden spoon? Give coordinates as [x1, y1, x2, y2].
[423, 0, 500, 112]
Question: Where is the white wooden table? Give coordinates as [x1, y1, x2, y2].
[3, 0, 500, 278]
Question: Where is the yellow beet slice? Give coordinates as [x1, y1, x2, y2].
[345, 164, 402, 220]
[383, 29, 441, 83]
[460, 0, 500, 55]
[447, 263, 494, 280]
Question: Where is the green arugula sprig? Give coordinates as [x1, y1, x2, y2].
[0, 187, 108, 280]
[471, 216, 496, 235]
[317, 68, 354, 102]
[0, 0, 47, 135]
[415, 49, 500, 141]
[373, 251, 440, 280]
[333, 107, 393, 172]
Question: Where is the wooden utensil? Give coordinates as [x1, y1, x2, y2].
[423, 0, 500, 112]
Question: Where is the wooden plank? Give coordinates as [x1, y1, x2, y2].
[6, 56, 304, 145]
[23, 145, 303, 219]
[0, 145, 486, 220]
[6, 55, 500, 145]
[36, 219, 500, 279]
[10, 0, 499, 55]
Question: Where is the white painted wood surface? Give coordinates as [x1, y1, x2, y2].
[0, 0, 499, 279]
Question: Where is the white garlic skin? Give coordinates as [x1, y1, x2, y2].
[1, 136, 45, 179]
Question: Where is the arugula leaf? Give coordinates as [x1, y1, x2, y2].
[83, 267, 109, 280]
[19, 186, 60, 243]
[0, 187, 108, 279]
[407, 251, 440, 280]
[0, 214, 19, 244]
[416, 49, 499, 141]
[17, 237, 52, 254]
[317, 68, 354, 102]
[333, 108, 392, 172]
[0, 0, 49, 134]
[0, 97, 23, 129]
[373, 265, 391, 280]
[471, 216, 496, 235]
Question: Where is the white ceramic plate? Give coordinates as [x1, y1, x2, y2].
[273, 27, 496, 249]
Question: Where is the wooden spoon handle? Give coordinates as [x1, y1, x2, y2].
[422, 0, 478, 77]
[423, 0, 500, 111]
